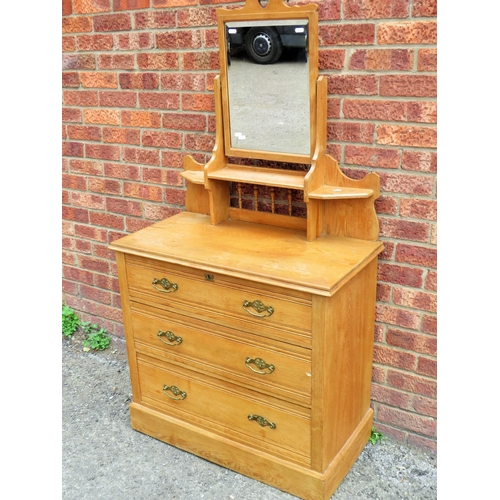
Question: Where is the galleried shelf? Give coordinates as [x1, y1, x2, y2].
[109, 2, 384, 500]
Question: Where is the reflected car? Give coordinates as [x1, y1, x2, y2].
[226, 22, 308, 64]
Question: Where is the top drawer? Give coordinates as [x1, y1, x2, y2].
[124, 255, 312, 340]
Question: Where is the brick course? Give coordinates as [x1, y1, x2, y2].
[62, 0, 437, 455]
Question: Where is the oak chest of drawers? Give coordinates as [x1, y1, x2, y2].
[110, 211, 383, 499]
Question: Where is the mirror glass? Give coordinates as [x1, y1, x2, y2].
[225, 19, 310, 156]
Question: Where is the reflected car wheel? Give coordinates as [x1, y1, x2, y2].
[245, 27, 282, 64]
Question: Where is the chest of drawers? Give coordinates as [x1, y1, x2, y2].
[110, 211, 383, 499]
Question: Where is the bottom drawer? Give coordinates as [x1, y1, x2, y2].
[136, 354, 311, 465]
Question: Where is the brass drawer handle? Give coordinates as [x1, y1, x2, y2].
[162, 385, 187, 400]
[248, 414, 276, 429]
[242, 300, 274, 318]
[245, 357, 275, 375]
[157, 330, 182, 346]
[152, 277, 178, 293]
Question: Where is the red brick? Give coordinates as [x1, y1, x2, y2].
[76, 34, 114, 51]
[119, 73, 158, 90]
[418, 48, 437, 71]
[137, 52, 179, 70]
[73, 0, 111, 14]
[412, 395, 437, 418]
[165, 187, 186, 205]
[371, 384, 412, 410]
[349, 49, 413, 70]
[344, 0, 410, 19]
[94, 13, 132, 32]
[162, 151, 185, 168]
[181, 132, 213, 152]
[80, 72, 118, 89]
[71, 192, 106, 210]
[63, 108, 83, 123]
[64, 90, 98, 107]
[63, 237, 92, 254]
[63, 141, 85, 157]
[122, 146, 160, 165]
[103, 127, 141, 145]
[378, 241, 396, 260]
[99, 91, 137, 107]
[387, 369, 436, 397]
[177, 7, 217, 27]
[85, 144, 121, 160]
[114, 32, 154, 50]
[373, 345, 416, 371]
[104, 162, 141, 180]
[142, 130, 182, 148]
[377, 124, 436, 148]
[380, 75, 436, 97]
[154, 0, 196, 6]
[161, 73, 205, 91]
[400, 198, 436, 220]
[142, 167, 166, 184]
[63, 265, 94, 284]
[63, 54, 96, 70]
[343, 99, 406, 121]
[63, 173, 87, 190]
[372, 366, 385, 384]
[98, 54, 135, 69]
[63, 16, 93, 34]
[79, 255, 111, 274]
[75, 224, 109, 242]
[181, 52, 219, 70]
[139, 92, 180, 110]
[407, 101, 436, 123]
[318, 49, 345, 70]
[81, 284, 111, 304]
[376, 304, 421, 330]
[113, 0, 150, 10]
[319, 23, 375, 45]
[401, 151, 436, 173]
[62, 36, 76, 52]
[182, 93, 215, 111]
[386, 328, 436, 356]
[124, 183, 163, 201]
[69, 159, 104, 175]
[67, 125, 102, 141]
[327, 75, 377, 95]
[370, 421, 407, 443]
[202, 28, 219, 48]
[412, 0, 437, 17]
[378, 263, 424, 287]
[416, 357, 436, 378]
[393, 287, 436, 313]
[378, 406, 436, 436]
[162, 112, 206, 131]
[395, 244, 436, 268]
[378, 21, 437, 44]
[63, 72, 80, 87]
[421, 315, 436, 335]
[134, 10, 176, 29]
[63, 0, 73, 15]
[380, 219, 429, 242]
[95, 274, 120, 293]
[344, 145, 400, 169]
[317, 0, 341, 20]
[92, 205, 130, 224]
[126, 217, 156, 232]
[88, 177, 122, 195]
[327, 122, 374, 143]
[63, 206, 90, 224]
[84, 109, 121, 125]
[157, 30, 202, 50]
[165, 169, 183, 186]
[122, 110, 161, 127]
[425, 271, 436, 292]
[327, 98, 341, 118]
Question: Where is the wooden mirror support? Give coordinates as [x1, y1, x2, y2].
[110, 1, 383, 499]
[182, 0, 380, 242]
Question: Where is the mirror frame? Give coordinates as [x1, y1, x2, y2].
[217, 0, 318, 164]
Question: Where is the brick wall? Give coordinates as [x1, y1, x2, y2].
[62, 0, 437, 454]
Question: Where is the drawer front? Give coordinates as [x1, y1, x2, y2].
[136, 354, 311, 463]
[125, 259, 312, 337]
[130, 305, 312, 406]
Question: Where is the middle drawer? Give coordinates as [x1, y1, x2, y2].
[130, 303, 312, 407]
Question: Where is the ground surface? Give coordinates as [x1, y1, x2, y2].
[62, 333, 437, 499]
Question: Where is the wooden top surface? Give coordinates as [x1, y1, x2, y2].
[109, 212, 383, 296]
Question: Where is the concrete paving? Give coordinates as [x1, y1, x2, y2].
[62, 333, 437, 499]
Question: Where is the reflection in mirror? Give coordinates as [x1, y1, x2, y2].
[225, 20, 310, 156]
